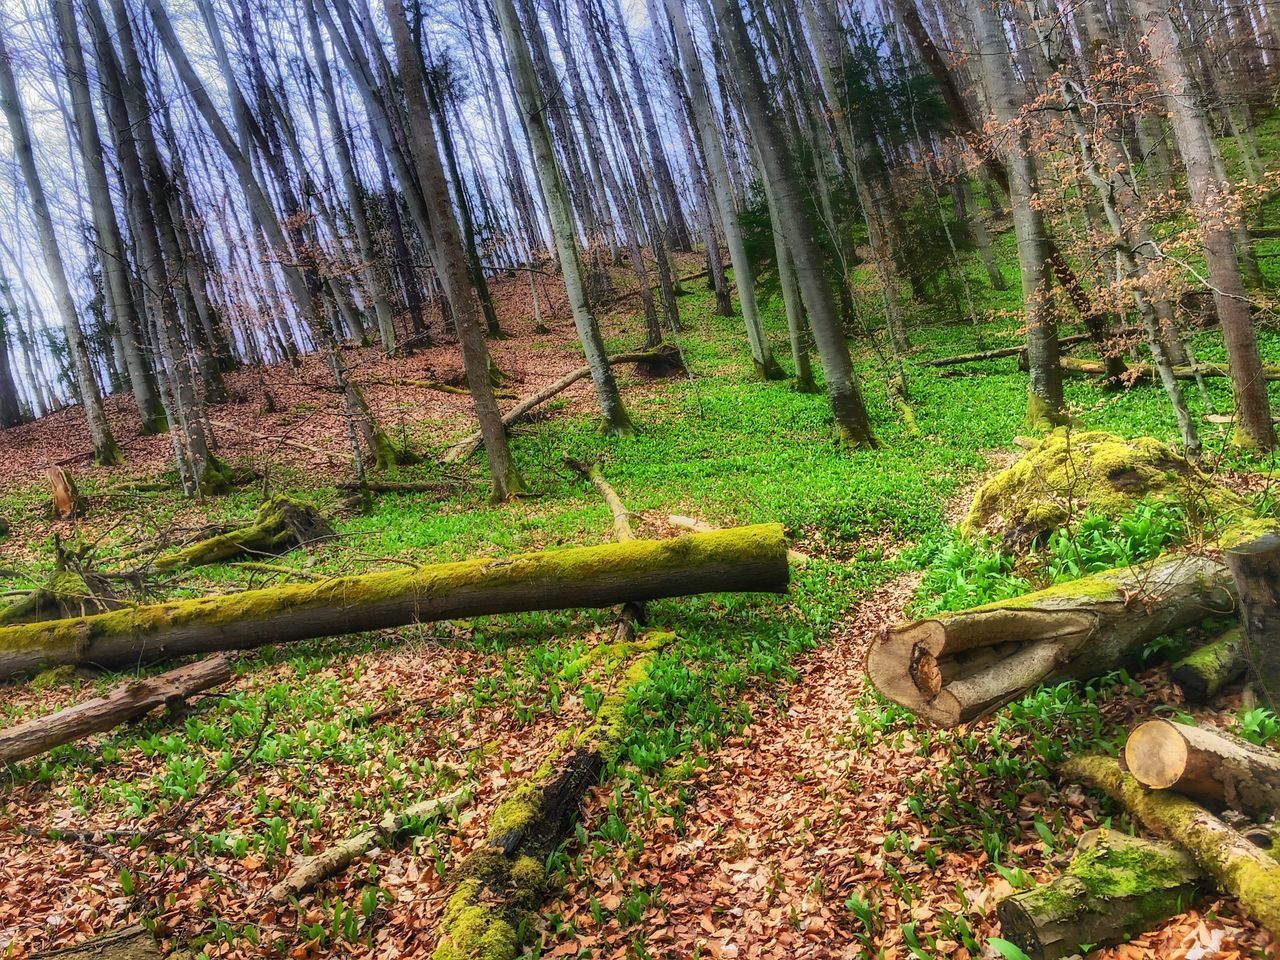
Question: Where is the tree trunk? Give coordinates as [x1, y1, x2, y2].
[494, 0, 636, 434]
[0, 524, 789, 680]
[709, 0, 876, 447]
[658, 0, 783, 379]
[867, 553, 1235, 726]
[1225, 531, 1280, 707]
[0, 656, 232, 764]
[1125, 718, 1280, 818]
[1064, 755, 1280, 936]
[996, 829, 1202, 960]
[0, 30, 119, 465]
[381, 0, 524, 500]
[1129, 0, 1275, 449]
[1171, 626, 1247, 701]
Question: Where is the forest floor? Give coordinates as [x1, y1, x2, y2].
[1, 215, 1280, 958]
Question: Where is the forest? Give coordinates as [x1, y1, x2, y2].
[0, 0, 1278, 955]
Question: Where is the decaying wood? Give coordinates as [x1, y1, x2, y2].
[32, 925, 161, 959]
[920, 333, 1094, 368]
[269, 785, 472, 902]
[0, 656, 232, 764]
[0, 524, 789, 680]
[1059, 357, 1280, 381]
[147, 496, 332, 572]
[1125, 718, 1280, 818]
[566, 457, 644, 640]
[443, 348, 685, 462]
[867, 553, 1235, 726]
[368, 377, 516, 399]
[1064, 755, 1280, 936]
[47, 466, 86, 519]
[1171, 626, 1247, 701]
[0, 568, 120, 625]
[996, 829, 1202, 960]
[1225, 532, 1280, 708]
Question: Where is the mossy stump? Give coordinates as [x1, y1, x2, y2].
[149, 496, 332, 572]
[997, 829, 1202, 960]
[962, 429, 1251, 549]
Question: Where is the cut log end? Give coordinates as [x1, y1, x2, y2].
[1124, 720, 1189, 790]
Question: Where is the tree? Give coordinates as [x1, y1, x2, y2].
[0, 19, 120, 464]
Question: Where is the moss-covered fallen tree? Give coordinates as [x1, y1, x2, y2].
[997, 829, 1203, 960]
[866, 553, 1235, 726]
[0, 524, 789, 681]
[1171, 626, 1248, 701]
[147, 496, 332, 573]
[1064, 755, 1280, 937]
[0, 568, 119, 626]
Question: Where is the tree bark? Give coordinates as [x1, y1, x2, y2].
[1125, 718, 1280, 818]
[996, 829, 1202, 960]
[1064, 754, 1280, 936]
[1171, 626, 1247, 701]
[867, 553, 1235, 726]
[0, 524, 788, 680]
[0, 656, 232, 764]
[1225, 531, 1280, 707]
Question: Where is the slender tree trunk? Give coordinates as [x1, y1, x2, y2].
[0, 30, 119, 464]
[1130, 0, 1275, 449]
[709, 0, 876, 446]
[494, 0, 635, 434]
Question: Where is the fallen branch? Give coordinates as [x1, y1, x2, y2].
[920, 333, 1094, 368]
[1060, 357, 1280, 382]
[996, 828, 1202, 960]
[269, 784, 472, 902]
[1064, 754, 1280, 936]
[0, 524, 789, 680]
[443, 346, 684, 463]
[1171, 626, 1247, 702]
[1125, 719, 1280, 818]
[367, 377, 516, 399]
[867, 553, 1235, 726]
[146, 496, 332, 573]
[209, 418, 350, 462]
[0, 656, 232, 764]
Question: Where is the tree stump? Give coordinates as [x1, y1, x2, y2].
[46, 466, 86, 519]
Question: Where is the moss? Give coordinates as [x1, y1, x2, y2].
[1216, 518, 1280, 550]
[1025, 391, 1068, 431]
[433, 877, 519, 960]
[1067, 833, 1191, 898]
[196, 456, 233, 496]
[30, 664, 76, 690]
[487, 784, 542, 843]
[508, 855, 544, 892]
[152, 495, 326, 572]
[962, 429, 1252, 546]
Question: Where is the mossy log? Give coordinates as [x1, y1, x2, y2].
[269, 785, 472, 902]
[867, 553, 1235, 726]
[433, 635, 668, 960]
[1125, 719, 1280, 819]
[443, 348, 685, 463]
[1225, 532, 1280, 707]
[0, 656, 232, 763]
[996, 829, 1202, 960]
[920, 333, 1093, 368]
[1171, 627, 1247, 701]
[1060, 357, 1280, 382]
[1064, 755, 1280, 936]
[0, 569, 120, 626]
[32, 925, 161, 958]
[0, 524, 788, 680]
[148, 496, 333, 573]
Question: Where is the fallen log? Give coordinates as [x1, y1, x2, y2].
[1225, 531, 1280, 707]
[920, 333, 1094, 368]
[1064, 754, 1280, 936]
[0, 524, 788, 680]
[1171, 626, 1247, 701]
[33, 925, 161, 958]
[668, 514, 810, 566]
[1125, 719, 1280, 819]
[1060, 357, 1280, 381]
[368, 377, 516, 399]
[0, 656, 232, 764]
[443, 347, 684, 463]
[867, 553, 1235, 726]
[0, 568, 119, 625]
[269, 784, 472, 902]
[147, 496, 332, 573]
[996, 828, 1202, 960]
